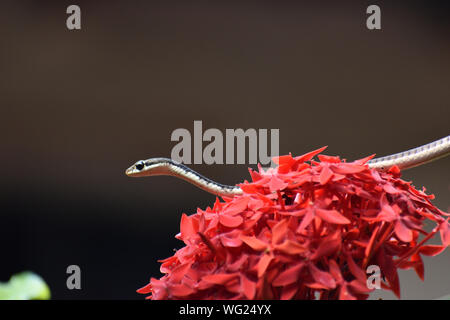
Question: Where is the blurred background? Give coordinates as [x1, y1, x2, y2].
[0, 0, 449, 299]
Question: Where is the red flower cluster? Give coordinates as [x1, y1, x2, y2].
[138, 147, 450, 300]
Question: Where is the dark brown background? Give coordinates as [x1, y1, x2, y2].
[0, 0, 449, 299]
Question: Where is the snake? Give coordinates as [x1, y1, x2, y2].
[125, 135, 450, 197]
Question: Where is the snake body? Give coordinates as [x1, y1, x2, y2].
[126, 157, 242, 197]
[126, 135, 450, 197]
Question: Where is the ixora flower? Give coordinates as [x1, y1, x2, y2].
[137, 147, 450, 300]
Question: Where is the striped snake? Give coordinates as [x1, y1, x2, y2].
[125, 135, 450, 197]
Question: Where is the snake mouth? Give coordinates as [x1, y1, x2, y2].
[125, 166, 136, 176]
[126, 165, 149, 177]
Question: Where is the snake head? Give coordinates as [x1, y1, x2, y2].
[125, 158, 173, 177]
[125, 160, 146, 177]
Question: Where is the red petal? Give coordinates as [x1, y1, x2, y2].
[219, 214, 243, 227]
[377, 248, 400, 298]
[241, 235, 268, 251]
[387, 165, 401, 176]
[346, 254, 367, 283]
[377, 204, 398, 222]
[241, 275, 256, 300]
[180, 213, 197, 240]
[296, 209, 314, 233]
[272, 154, 294, 165]
[240, 183, 260, 194]
[272, 219, 288, 244]
[228, 254, 249, 272]
[364, 224, 380, 258]
[294, 146, 328, 163]
[273, 263, 303, 286]
[224, 197, 250, 216]
[280, 283, 299, 300]
[395, 220, 413, 242]
[330, 163, 366, 174]
[352, 154, 376, 165]
[136, 282, 152, 294]
[274, 155, 296, 174]
[315, 208, 350, 224]
[317, 154, 341, 163]
[257, 254, 273, 278]
[348, 279, 372, 294]
[170, 263, 192, 282]
[418, 245, 446, 256]
[319, 165, 334, 185]
[220, 232, 243, 247]
[248, 168, 263, 182]
[288, 175, 312, 188]
[248, 198, 265, 211]
[311, 233, 341, 259]
[328, 260, 343, 282]
[269, 175, 289, 192]
[202, 273, 238, 285]
[225, 278, 241, 294]
[440, 221, 450, 246]
[170, 283, 195, 297]
[411, 253, 424, 281]
[383, 183, 400, 194]
[339, 284, 356, 300]
[309, 264, 336, 289]
[275, 240, 306, 255]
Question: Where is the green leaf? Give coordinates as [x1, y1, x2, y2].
[0, 271, 51, 300]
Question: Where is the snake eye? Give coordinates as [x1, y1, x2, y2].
[135, 161, 145, 171]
